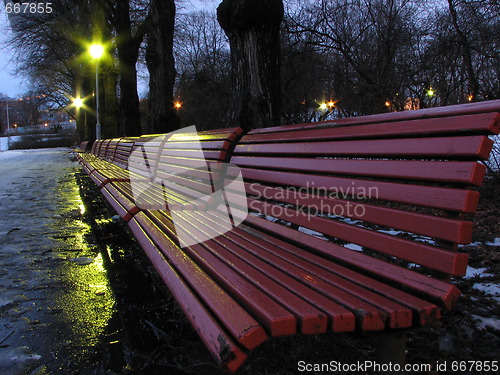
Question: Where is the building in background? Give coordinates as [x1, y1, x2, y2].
[1, 95, 73, 134]
[0, 97, 23, 134]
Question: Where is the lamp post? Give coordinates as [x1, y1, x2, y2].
[89, 44, 104, 139]
[5, 98, 10, 134]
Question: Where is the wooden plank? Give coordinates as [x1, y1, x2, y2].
[247, 198, 468, 275]
[143, 211, 298, 337]
[100, 185, 138, 222]
[226, 225, 441, 327]
[195, 240, 329, 335]
[130, 212, 269, 350]
[215, 231, 410, 330]
[247, 101, 500, 135]
[127, 218, 251, 372]
[175, 210, 406, 331]
[203, 238, 356, 332]
[156, 149, 227, 161]
[242, 112, 500, 141]
[244, 215, 462, 310]
[231, 157, 486, 185]
[238, 168, 480, 213]
[234, 136, 494, 160]
[244, 183, 473, 243]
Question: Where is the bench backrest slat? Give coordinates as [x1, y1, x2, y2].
[235, 135, 493, 159]
[231, 157, 486, 186]
[247, 104, 500, 134]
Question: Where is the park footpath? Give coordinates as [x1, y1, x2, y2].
[0, 148, 116, 374]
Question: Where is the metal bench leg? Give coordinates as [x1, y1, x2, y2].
[375, 332, 406, 374]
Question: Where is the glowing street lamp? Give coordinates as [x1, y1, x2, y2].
[90, 44, 104, 139]
[89, 44, 104, 60]
[73, 97, 84, 108]
[427, 88, 435, 97]
[174, 101, 182, 110]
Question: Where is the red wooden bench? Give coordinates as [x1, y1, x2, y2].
[77, 100, 500, 372]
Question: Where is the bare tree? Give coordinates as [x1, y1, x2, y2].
[174, 11, 231, 130]
[291, 0, 424, 115]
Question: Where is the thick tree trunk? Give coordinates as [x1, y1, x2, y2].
[217, 0, 283, 130]
[447, 0, 479, 101]
[101, 69, 119, 139]
[114, 0, 142, 136]
[146, 0, 180, 133]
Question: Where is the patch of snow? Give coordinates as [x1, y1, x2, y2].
[407, 263, 421, 269]
[464, 266, 494, 279]
[378, 229, 403, 235]
[344, 243, 363, 252]
[472, 282, 500, 302]
[459, 241, 484, 248]
[298, 227, 326, 240]
[471, 314, 500, 331]
[485, 238, 500, 247]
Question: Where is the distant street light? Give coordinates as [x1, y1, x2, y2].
[174, 101, 182, 110]
[427, 88, 435, 97]
[90, 44, 104, 139]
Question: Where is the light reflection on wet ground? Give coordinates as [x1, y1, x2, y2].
[0, 149, 116, 374]
[0, 149, 225, 375]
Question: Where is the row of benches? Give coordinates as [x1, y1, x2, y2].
[77, 100, 500, 372]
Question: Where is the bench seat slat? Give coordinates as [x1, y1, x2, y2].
[171, 210, 413, 331]
[239, 168, 480, 213]
[235, 136, 493, 160]
[148, 211, 361, 333]
[232, 157, 486, 186]
[89, 168, 130, 188]
[127, 218, 250, 372]
[217, 231, 411, 330]
[141, 211, 297, 338]
[130, 212, 268, 351]
[227, 226, 441, 326]
[194, 240, 330, 335]
[201, 237, 356, 332]
[244, 215, 461, 310]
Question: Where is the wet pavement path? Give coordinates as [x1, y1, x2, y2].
[0, 149, 116, 374]
[0, 149, 224, 375]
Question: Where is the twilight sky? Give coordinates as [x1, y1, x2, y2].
[0, 0, 217, 98]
